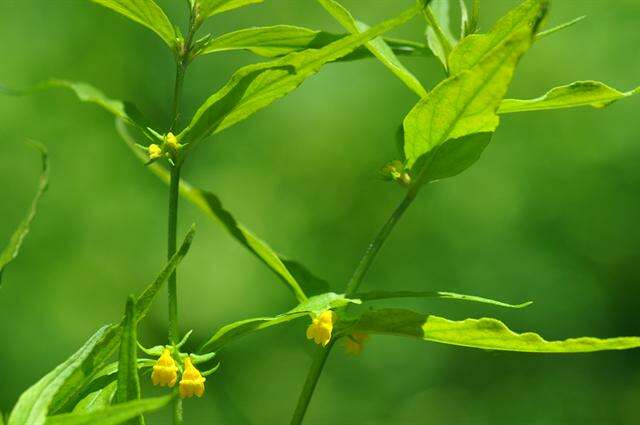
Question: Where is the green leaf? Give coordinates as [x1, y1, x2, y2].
[498, 81, 640, 114]
[72, 383, 116, 414]
[199, 25, 430, 61]
[44, 396, 172, 425]
[535, 15, 586, 40]
[0, 141, 49, 286]
[424, 0, 456, 69]
[115, 297, 142, 425]
[354, 290, 532, 308]
[118, 120, 323, 302]
[89, 0, 176, 48]
[200, 292, 360, 352]
[179, 3, 422, 146]
[198, 0, 263, 18]
[348, 309, 640, 353]
[403, 24, 537, 182]
[317, 0, 427, 98]
[448, 0, 547, 74]
[8, 326, 116, 425]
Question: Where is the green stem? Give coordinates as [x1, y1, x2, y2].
[290, 188, 419, 425]
[167, 163, 182, 345]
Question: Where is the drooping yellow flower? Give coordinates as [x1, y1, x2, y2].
[151, 348, 178, 387]
[344, 333, 369, 356]
[165, 132, 179, 150]
[306, 310, 336, 347]
[179, 356, 206, 398]
[148, 144, 163, 160]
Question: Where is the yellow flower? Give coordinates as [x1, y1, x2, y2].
[165, 132, 179, 150]
[306, 310, 336, 347]
[344, 333, 369, 356]
[151, 348, 178, 387]
[148, 144, 162, 160]
[179, 356, 206, 398]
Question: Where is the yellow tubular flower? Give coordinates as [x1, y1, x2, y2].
[306, 310, 336, 347]
[179, 357, 206, 398]
[148, 144, 162, 160]
[344, 333, 369, 356]
[151, 348, 178, 387]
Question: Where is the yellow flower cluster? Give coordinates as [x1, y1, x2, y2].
[306, 310, 336, 347]
[147, 132, 182, 161]
[151, 349, 206, 398]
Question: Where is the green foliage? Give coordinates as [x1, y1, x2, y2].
[354, 290, 532, 308]
[347, 309, 640, 352]
[115, 297, 142, 425]
[198, 0, 263, 19]
[424, 0, 456, 69]
[89, 0, 176, 49]
[44, 396, 173, 425]
[0, 141, 48, 286]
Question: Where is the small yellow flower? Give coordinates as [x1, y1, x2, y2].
[179, 356, 206, 398]
[151, 348, 178, 387]
[344, 333, 369, 356]
[165, 132, 179, 150]
[148, 144, 162, 160]
[306, 310, 336, 347]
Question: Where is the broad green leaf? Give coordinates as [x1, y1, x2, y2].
[535, 15, 586, 40]
[0, 141, 48, 286]
[200, 292, 360, 352]
[9, 326, 116, 425]
[354, 290, 532, 308]
[403, 26, 535, 181]
[424, 0, 456, 69]
[199, 25, 430, 61]
[72, 383, 116, 414]
[198, 0, 263, 18]
[179, 3, 422, 146]
[448, 0, 547, 74]
[118, 120, 325, 301]
[89, 0, 176, 48]
[45, 396, 172, 425]
[317, 0, 427, 97]
[115, 297, 142, 425]
[348, 309, 640, 353]
[499, 81, 640, 114]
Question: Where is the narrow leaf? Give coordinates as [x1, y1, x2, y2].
[424, 0, 456, 69]
[350, 309, 640, 353]
[536, 16, 586, 39]
[317, 0, 427, 97]
[45, 396, 172, 425]
[8, 326, 116, 425]
[499, 81, 640, 114]
[0, 141, 49, 286]
[198, 0, 263, 18]
[72, 383, 116, 414]
[89, 0, 176, 48]
[200, 292, 360, 352]
[115, 297, 142, 425]
[354, 290, 532, 308]
[199, 25, 430, 61]
[179, 3, 422, 146]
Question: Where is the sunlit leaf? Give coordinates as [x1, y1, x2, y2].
[179, 3, 422, 146]
[72, 383, 116, 414]
[0, 141, 49, 286]
[354, 290, 532, 308]
[115, 297, 142, 425]
[499, 81, 640, 114]
[198, 0, 263, 19]
[348, 309, 640, 353]
[88, 0, 176, 48]
[424, 0, 456, 69]
[200, 292, 360, 352]
[317, 0, 426, 97]
[45, 396, 172, 425]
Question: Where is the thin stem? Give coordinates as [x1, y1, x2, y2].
[167, 163, 182, 345]
[290, 187, 419, 425]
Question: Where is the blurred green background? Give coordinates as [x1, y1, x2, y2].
[1, 1, 640, 424]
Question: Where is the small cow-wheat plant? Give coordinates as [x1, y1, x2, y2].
[1, 0, 639, 424]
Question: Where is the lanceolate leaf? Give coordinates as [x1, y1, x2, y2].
[0, 141, 49, 286]
[44, 396, 172, 425]
[354, 290, 532, 309]
[317, 0, 427, 98]
[348, 309, 640, 353]
[179, 3, 423, 146]
[118, 120, 326, 301]
[425, 0, 456, 69]
[200, 292, 360, 352]
[499, 81, 640, 114]
[199, 25, 430, 61]
[115, 297, 142, 425]
[198, 0, 263, 19]
[8, 326, 116, 425]
[72, 383, 117, 414]
[89, 0, 176, 49]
